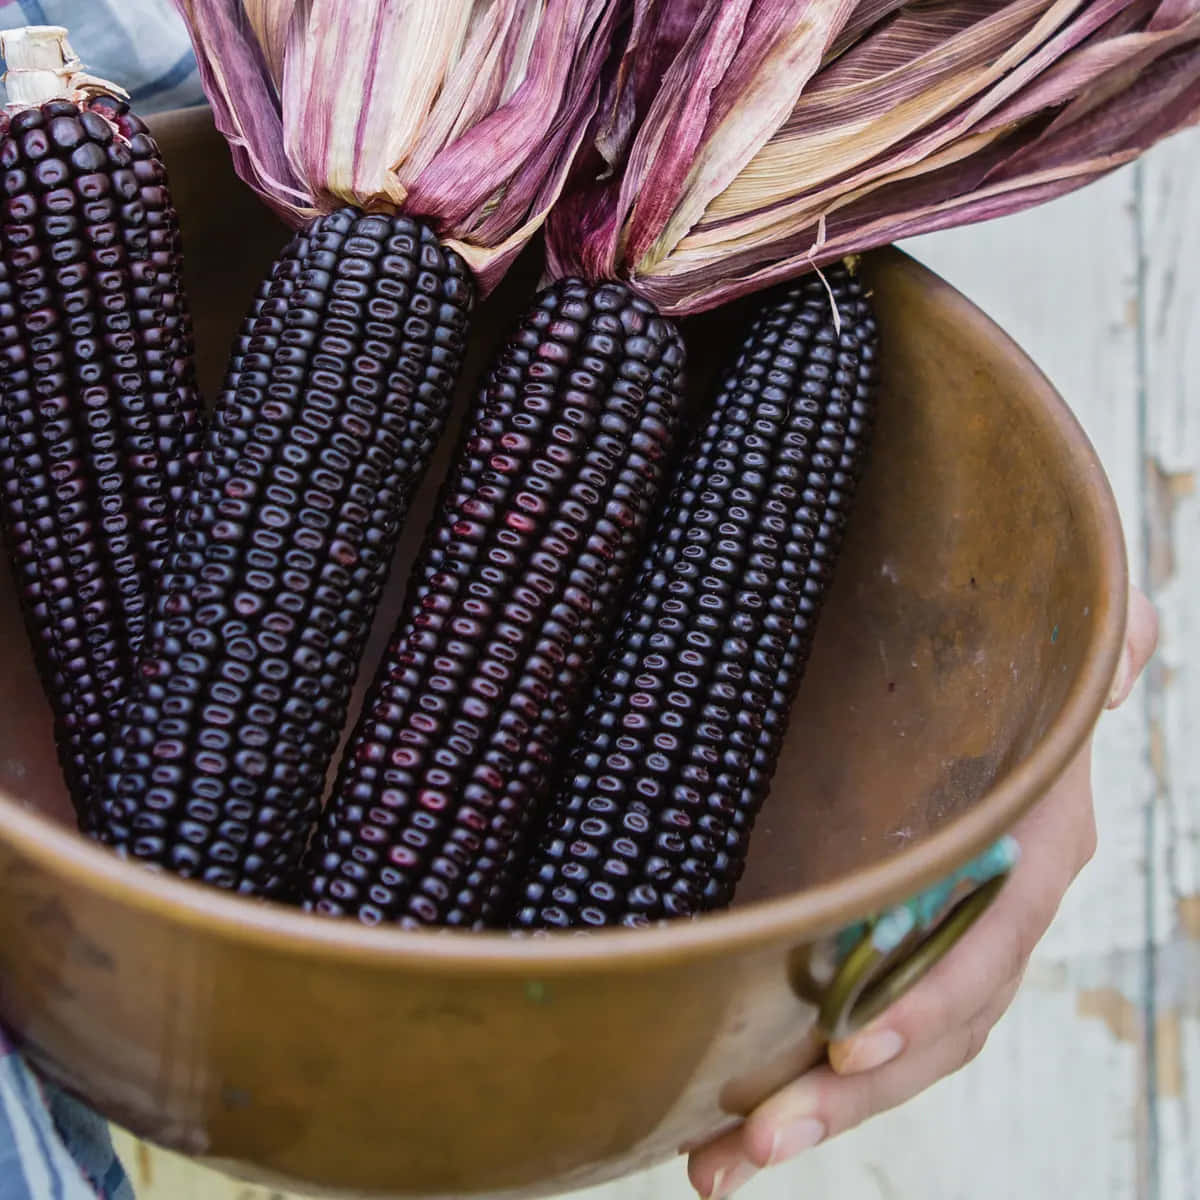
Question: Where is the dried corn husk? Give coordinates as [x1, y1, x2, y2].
[547, 0, 1200, 315]
[172, 0, 621, 291]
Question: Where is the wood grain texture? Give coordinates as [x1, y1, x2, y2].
[109, 128, 1200, 1200]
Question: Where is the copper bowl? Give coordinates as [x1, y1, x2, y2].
[0, 109, 1127, 1199]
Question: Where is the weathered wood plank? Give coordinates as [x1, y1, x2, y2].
[1138, 125, 1200, 1200]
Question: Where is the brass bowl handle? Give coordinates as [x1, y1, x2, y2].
[817, 837, 1018, 1042]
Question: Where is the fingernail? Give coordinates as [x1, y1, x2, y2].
[769, 1116, 826, 1162]
[1108, 642, 1134, 708]
[708, 1159, 757, 1199]
[838, 1027, 905, 1074]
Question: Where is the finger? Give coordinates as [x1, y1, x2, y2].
[1108, 585, 1158, 709]
[743, 977, 1023, 1171]
[828, 744, 1092, 1076]
[687, 1128, 758, 1200]
[687, 974, 1022, 1198]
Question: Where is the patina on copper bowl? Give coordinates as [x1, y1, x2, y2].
[0, 108, 1127, 1199]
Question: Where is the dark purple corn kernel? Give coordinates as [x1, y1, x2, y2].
[98, 210, 473, 898]
[0, 98, 203, 830]
[507, 263, 879, 931]
[301, 277, 686, 929]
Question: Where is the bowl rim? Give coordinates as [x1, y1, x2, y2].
[0, 246, 1128, 975]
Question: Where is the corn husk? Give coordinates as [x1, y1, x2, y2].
[547, 0, 1200, 315]
[172, 0, 621, 292]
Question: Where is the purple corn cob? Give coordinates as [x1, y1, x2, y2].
[98, 209, 474, 898]
[0, 95, 203, 829]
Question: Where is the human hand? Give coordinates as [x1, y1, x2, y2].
[688, 585, 1159, 1199]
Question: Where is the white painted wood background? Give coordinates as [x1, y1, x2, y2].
[108, 127, 1200, 1200]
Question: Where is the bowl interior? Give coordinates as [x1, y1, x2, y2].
[0, 108, 1124, 926]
